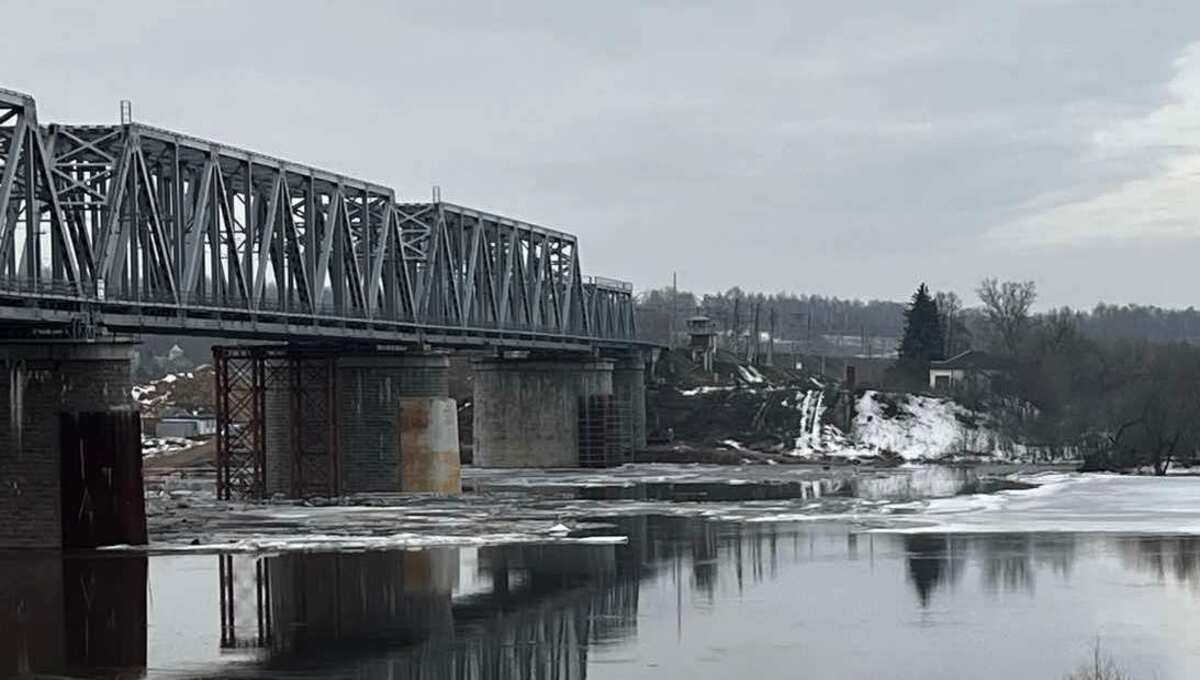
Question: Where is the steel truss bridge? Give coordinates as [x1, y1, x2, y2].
[0, 88, 636, 351]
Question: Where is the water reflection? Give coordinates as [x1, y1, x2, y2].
[6, 520, 1200, 678]
[210, 517, 795, 677]
[0, 554, 148, 678]
[212, 536, 640, 679]
[1118, 536, 1200, 590]
[901, 534, 1078, 605]
[904, 535, 967, 606]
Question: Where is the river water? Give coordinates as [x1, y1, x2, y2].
[5, 471, 1200, 678]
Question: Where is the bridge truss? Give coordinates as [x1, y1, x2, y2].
[0, 88, 635, 350]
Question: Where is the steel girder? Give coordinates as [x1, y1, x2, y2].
[0, 89, 638, 349]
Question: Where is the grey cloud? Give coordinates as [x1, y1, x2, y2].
[4, 0, 1200, 307]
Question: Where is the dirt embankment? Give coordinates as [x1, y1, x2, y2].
[134, 365, 216, 418]
[643, 349, 854, 463]
[144, 440, 215, 470]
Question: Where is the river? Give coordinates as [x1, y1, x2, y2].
[4, 471, 1200, 678]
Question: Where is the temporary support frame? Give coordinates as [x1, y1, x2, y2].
[214, 345, 340, 501]
[214, 346, 266, 500]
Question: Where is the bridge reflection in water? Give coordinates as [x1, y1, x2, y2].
[0, 516, 967, 679]
[216, 533, 644, 679]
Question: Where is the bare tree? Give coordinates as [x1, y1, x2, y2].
[977, 278, 1037, 356]
[1063, 639, 1132, 680]
[934, 291, 965, 356]
[1038, 307, 1080, 353]
[1108, 345, 1200, 475]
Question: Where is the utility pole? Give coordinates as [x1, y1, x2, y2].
[767, 307, 776, 367]
[750, 300, 761, 364]
[732, 295, 741, 355]
[669, 271, 678, 348]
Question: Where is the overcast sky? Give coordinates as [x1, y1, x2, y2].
[6, 1, 1200, 308]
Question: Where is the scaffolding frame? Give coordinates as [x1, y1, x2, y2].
[214, 345, 340, 501]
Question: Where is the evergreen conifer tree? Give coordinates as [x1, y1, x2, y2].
[897, 283, 945, 381]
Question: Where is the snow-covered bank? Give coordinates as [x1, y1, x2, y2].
[852, 390, 1024, 461]
[781, 388, 1028, 463]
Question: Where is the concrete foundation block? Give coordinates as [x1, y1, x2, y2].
[0, 341, 136, 550]
[612, 354, 648, 453]
[261, 351, 451, 497]
[398, 397, 461, 494]
[472, 358, 614, 467]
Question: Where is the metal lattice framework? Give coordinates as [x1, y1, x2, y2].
[214, 347, 265, 500]
[0, 88, 636, 350]
[288, 354, 338, 498]
[214, 345, 341, 501]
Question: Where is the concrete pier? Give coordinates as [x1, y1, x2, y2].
[337, 353, 450, 493]
[262, 351, 458, 497]
[0, 341, 140, 550]
[612, 354, 648, 453]
[398, 397, 462, 494]
[472, 358, 614, 467]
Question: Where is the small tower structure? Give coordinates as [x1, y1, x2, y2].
[687, 315, 718, 374]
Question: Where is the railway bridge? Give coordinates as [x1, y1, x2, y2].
[0, 88, 650, 550]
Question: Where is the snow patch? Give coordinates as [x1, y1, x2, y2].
[786, 389, 875, 460]
[737, 365, 766, 384]
[851, 390, 1020, 461]
[142, 436, 194, 457]
[679, 385, 736, 397]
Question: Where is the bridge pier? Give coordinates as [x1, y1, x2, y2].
[338, 354, 457, 494]
[0, 341, 143, 550]
[472, 357, 615, 467]
[250, 349, 461, 499]
[397, 396, 462, 494]
[612, 353, 648, 454]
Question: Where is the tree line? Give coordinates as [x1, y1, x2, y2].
[893, 279, 1200, 473]
[635, 287, 908, 351]
[635, 285, 1200, 352]
[637, 280, 1200, 472]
